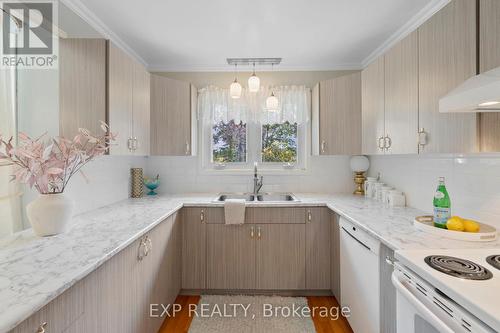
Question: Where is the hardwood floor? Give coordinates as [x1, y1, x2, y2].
[158, 295, 200, 333]
[158, 295, 352, 333]
[307, 296, 353, 333]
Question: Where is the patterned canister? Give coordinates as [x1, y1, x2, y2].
[131, 168, 144, 198]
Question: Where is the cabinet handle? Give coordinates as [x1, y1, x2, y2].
[250, 226, 254, 239]
[384, 135, 392, 150]
[320, 140, 326, 153]
[385, 256, 396, 266]
[200, 209, 205, 223]
[257, 227, 261, 239]
[138, 237, 148, 261]
[418, 128, 427, 150]
[37, 322, 47, 333]
[378, 136, 384, 150]
[185, 141, 190, 155]
[127, 137, 133, 151]
[133, 137, 138, 151]
[307, 210, 312, 223]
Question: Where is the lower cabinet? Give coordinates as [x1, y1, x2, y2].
[206, 224, 256, 289]
[182, 208, 207, 289]
[305, 207, 331, 290]
[256, 223, 306, 290]
[195, 207, 332, 292]
[10, 215, 182, 333]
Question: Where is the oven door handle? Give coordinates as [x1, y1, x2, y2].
[391, 273, 455, 333]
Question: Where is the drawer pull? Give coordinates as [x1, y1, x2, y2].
[200, 209, 205, 223]
[138, 237, 148, 261]
[250, 226, 255, 239]
[307, 210, 312, 222]
[37, 322, 47, 333]
[257, 227, 261, 239]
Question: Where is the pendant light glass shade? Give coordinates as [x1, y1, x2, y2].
[248, 73, 260, 93]
[230, 79, 242, 99]
[266, 91, 279, 111]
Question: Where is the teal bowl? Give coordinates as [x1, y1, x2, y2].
[144, 179, 160, 195]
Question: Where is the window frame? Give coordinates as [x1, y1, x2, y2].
[200, 117, 308, 174]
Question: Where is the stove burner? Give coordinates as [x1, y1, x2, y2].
[424, 255, 493, 280]
[486, 255, 500, 270]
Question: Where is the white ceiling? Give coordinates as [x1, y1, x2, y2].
[74, 0, 443, 71]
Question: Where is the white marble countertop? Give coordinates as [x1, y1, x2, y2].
[1, 192, 499, 332]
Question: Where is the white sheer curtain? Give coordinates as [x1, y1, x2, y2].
[0, 20, 23, 237]
[198, 85, 310, 125]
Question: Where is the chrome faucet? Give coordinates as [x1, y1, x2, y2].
[253, 162, 263, 195]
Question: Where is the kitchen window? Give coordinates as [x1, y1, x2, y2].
[199, 85, 309, 172]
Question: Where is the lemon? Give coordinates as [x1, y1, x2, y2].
[446, 216, 465, 231]
[463, 219, 480, 233]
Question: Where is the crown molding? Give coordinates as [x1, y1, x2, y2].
[147, 63, 363, 73]
[60, 0, 147, 67]
[361, 0, 451, 68]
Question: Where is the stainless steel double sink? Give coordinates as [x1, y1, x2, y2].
[215, 192, 299, 202]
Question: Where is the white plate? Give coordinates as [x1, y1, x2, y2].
[414, 216, 497, 242]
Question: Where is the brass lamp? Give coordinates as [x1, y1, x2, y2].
[349, 155, 369, 195]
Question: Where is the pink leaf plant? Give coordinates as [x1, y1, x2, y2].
[0, 121, 117, 194]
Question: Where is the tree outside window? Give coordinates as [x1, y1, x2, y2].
[261, 121, 298, 163]
[212, 120, 246, 163]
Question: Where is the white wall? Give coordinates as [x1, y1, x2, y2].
[20, 155, 146, 229]
[368, 154, 500, 229]
[146, 155, 353, 195]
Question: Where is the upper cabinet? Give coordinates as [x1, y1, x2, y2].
[384, 31, 418, 155]
[361, 57, 385, 155]
[150, 74, 195, 156]
[418, 0, 477, 154]
[108, 42, 150, 156]
[361, 0, 480, 155]
[313, 72, 361, 156]
[59, 39, 106, 139]
[479, 0, 500, 152]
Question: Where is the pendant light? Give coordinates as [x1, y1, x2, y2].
[266, 64, 279, 111]
[229, 64, 242, 99]
[266, 91, 279, 111]
[248, 62, 260, 93]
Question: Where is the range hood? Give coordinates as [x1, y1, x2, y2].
[439, 66, 500, 113]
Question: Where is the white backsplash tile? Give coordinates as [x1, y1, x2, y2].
[145, 155, 353, 195]
[368, 154, 500, 229]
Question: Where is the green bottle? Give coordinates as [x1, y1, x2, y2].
[433, 177, 451, 229]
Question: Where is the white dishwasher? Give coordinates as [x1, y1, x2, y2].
[339, 217, 381, 333]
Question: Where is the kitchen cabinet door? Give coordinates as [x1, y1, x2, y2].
[362, 57, 385, 155]
[318, 72, 362, 155]
[384, 31, 419, 154]
[206, 224, 256, 289]
[418, 0, 478, 153]
[83, 235, 143, 333]
[256, 224, 306, 290]
[330, 212, 341, 301]
[305, 207, 331, 290]
[379, 244, 396, 333]
[151, 74, 192, 156]
[132, 61, 150, 156]
[9, 279, 85, 333]
[182, 208, 207, 289]
[59, 38, 106, 140]
[479, 0, 500, 152]
[147, 213, 182, 332]
[108, 42, 134, 155]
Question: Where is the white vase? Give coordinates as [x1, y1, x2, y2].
[26, 193, 75, 237]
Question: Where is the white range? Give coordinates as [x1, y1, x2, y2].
[393, 248, 500, 333]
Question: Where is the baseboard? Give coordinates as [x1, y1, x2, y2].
[179, 289, 333, 297]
